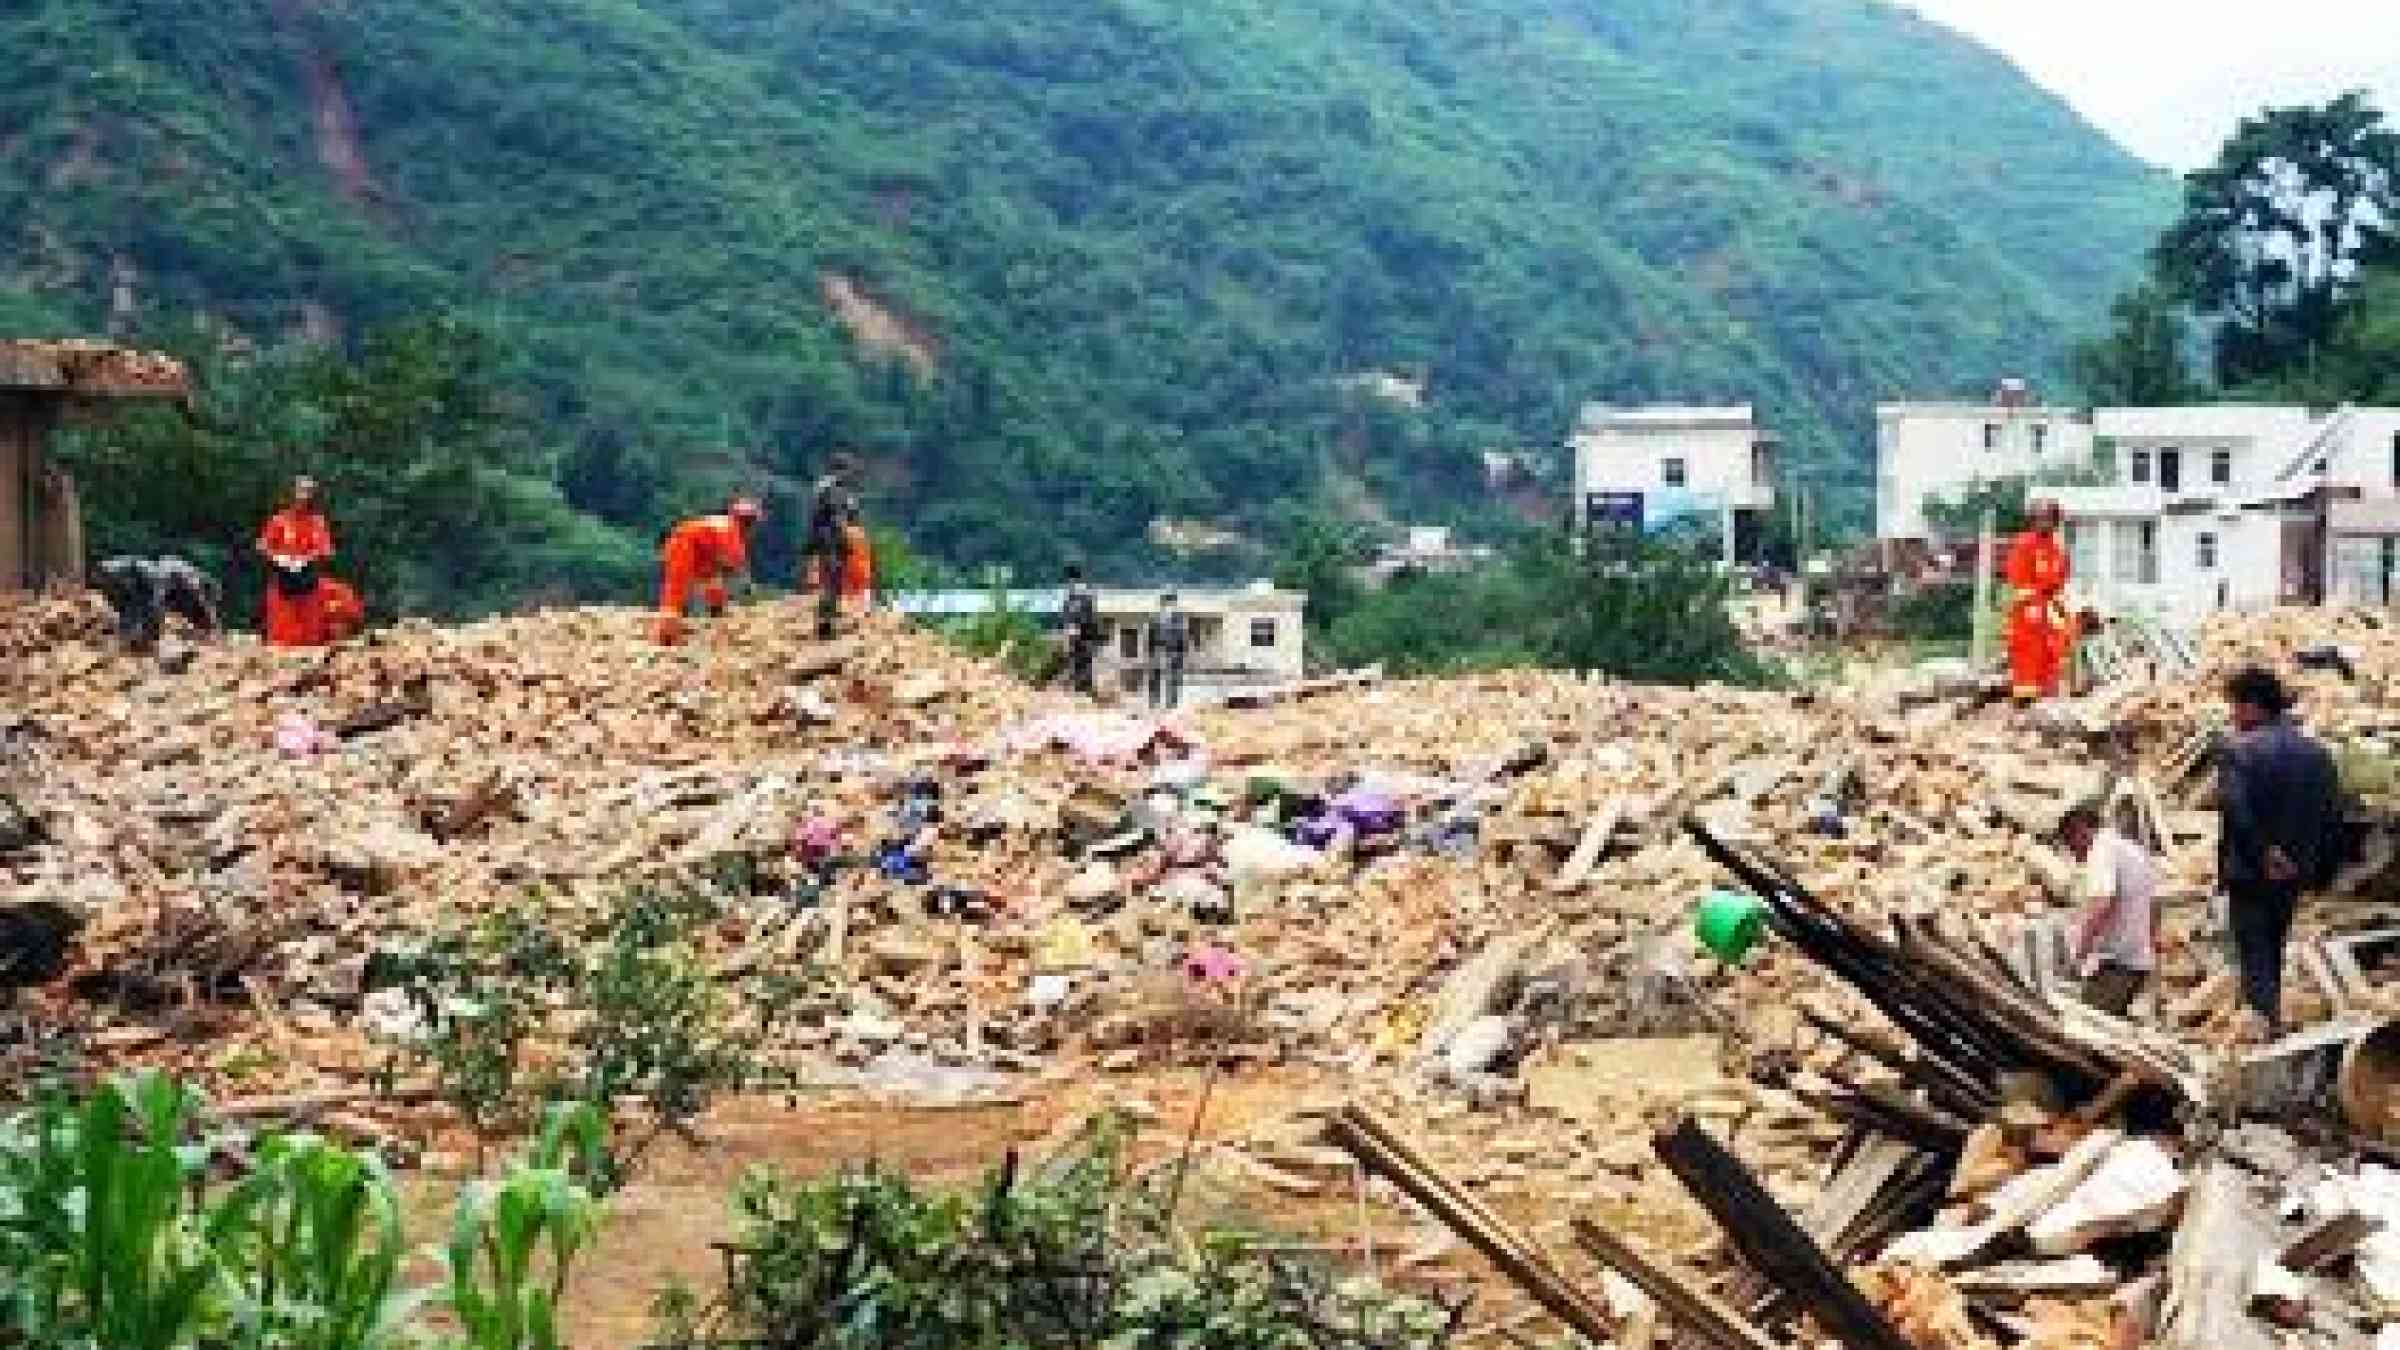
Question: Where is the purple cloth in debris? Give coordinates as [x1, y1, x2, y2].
[1292, 814, 1349, 848]
[1331, 790, 1402, 835]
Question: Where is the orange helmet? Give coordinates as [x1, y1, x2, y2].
[728, 497, 763, 523]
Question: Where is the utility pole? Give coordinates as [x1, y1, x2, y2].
[1971, 508, 1996, 672]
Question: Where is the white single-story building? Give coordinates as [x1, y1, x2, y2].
[2053, 405, 2400, 623]
[1569, 403, 1777, 562]
[1875, 379, 2097, 543]
[889, 583, 1307, 704]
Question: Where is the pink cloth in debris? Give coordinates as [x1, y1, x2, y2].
[273, 712, 332, 758]
[1183, 944, 1246, 987]
[1000, 713, 1202, 767]
[792, 816, 841, 862]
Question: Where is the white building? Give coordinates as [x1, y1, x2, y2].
[1360, 525, 1496, 585]
[1875, 380, 2097, 542]
[2051, 406, 2400, 623]
[1569, 404, 1777, 561]
[888, 583, 1307, 705]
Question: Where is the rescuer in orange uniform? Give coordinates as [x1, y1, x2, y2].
[321, 578, 366, 642]
[839, 519, 874, 613]
[256, 476, 339, 648]
[2003, 498, 2076, 700]
[654, 497, 762, 644]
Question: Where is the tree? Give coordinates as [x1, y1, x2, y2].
[1921, 477, 2028, 541]
[2288, 265, 2400, 404]
[2071, 282, 2201, 404]
[2153, 92, 2400, 386]
[1270, 516, 1372, 633]
[58, 316, 647, 624]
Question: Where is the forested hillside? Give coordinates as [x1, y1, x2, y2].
[1, 0, 2172, 584]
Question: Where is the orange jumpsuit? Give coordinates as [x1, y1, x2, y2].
[321, 578, 365, 641]
[257, 508, 336, 647]
[2003, 527, 2072, 698]
[655, 514, 749, 643]
[840, 522, 873, 610]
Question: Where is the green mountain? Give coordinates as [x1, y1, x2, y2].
[1, 0, 2173, 578]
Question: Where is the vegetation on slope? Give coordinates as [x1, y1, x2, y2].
[4, 0, 2170, 596]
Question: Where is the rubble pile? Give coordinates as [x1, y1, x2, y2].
[9, 593, 2400, 1343]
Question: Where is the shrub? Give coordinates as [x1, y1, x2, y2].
[652, 1118, 1463, 1350]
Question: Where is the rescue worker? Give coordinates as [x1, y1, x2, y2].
[804, 457, 859, 640]
[92, 556, 221, 655]
[256, 477, 337, 648]
[840, 517, 874, 614]
[2003, 498, 2074, 699]
[1061, 563, 1101, 696]
[1146, 591, 1189, 712]
[321, 577, 366, 642]
[653, 496, 762, 645]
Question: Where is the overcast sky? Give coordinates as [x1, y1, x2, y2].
[1899, 0, 2400, 169]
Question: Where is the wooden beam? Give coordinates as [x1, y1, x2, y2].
[1652, 1117, 1915, 1350]
[1570, 1220, 1780, 1350]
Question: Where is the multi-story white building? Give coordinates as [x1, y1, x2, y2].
[1569, 404, 1777, 562]
[1875, 380, 2097, 542]
[2051, 406, 2400, 623]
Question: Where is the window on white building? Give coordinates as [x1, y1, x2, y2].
[1118, 626, 1141, 660]
[2197, 532, 2218, 570]
[2211, 449, 2232, 485]
[2392, 433, 2400, 488]
[2067, 520, 2099, 581]
[2032, 424, 2048, 454]
[2137, 521, 2159, 584]
[1982, 423, 2000, 451]
[2130, 450, 2152, 484]
[1662, 457, 1687, 488]
[1249, 618, 1277, 649]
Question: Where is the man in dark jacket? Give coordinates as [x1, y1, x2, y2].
[1146, 592, 1189, 711]
[1060, 564, 1101, 696]
[93, 556, 221, 656]
[805, 456, 859, 640]
[2217, 664, 2343, 1031]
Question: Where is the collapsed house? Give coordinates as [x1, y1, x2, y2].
[5, 585, 2400, 1344]
[0, 339, 190, 593]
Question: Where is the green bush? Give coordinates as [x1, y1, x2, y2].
[653, 1118, 1460, 1350]
[1888, 581, 1976, 642]
[1315, 527, 1770, 687]
[375, 885, 802, 1189]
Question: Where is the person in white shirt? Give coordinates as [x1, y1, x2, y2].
[2058, 803, 2160, 1016]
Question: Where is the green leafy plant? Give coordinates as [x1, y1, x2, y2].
[658, 1117, 1461, 1350]
[379, 887, 796, 1190]
[566, 886, 796, 1191]
[443, 1103, 607, 1350]
[0, 1074, 428, 1350]
[0, 1071, 222, 1350]
[213, 1132, 424, 1350]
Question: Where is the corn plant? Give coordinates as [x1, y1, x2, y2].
[0, 1071, 224, 1350]
[443, 1102, 606, 1350]
[212, 1131, 426, 1350]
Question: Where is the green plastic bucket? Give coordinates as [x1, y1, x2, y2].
[1695, 890, 1768, 963]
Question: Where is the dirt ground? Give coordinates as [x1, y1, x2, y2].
[399, 1047, 1727, 1349]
